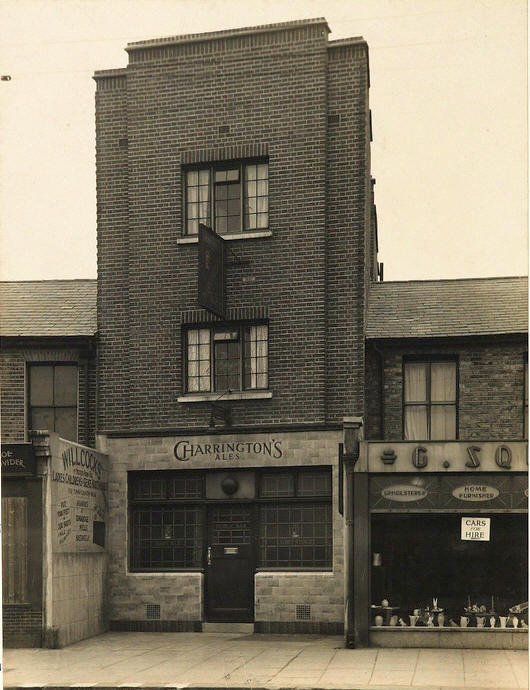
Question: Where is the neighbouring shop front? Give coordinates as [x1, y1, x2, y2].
[351, 440, 528, 649]
[1, 442, 43, 647]
[102, 428, 345, 633]
[1, 433, 108, 648]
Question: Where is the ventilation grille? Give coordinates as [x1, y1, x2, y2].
[328, 114, 340, 125]
[146, 604, 161, 620]
[219, 125, 230, 134]
[295, 604, 311, 620]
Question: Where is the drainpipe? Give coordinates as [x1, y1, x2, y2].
[343, 416, 363, 648]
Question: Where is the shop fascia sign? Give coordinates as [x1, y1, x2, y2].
[175, 438, 283, 462]
[366, 440, 527, 472]
[1, 443, 36, 476]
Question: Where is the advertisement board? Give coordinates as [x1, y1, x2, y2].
[50, 436, 108, 553]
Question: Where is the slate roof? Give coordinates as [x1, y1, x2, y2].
[0, 280, 97, 337]
[366, 276, 528, 339]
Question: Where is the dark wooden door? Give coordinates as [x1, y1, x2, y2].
[206, 505, 254, 622]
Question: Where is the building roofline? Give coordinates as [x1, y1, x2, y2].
[125, 18, 330, 52]
[370, 275, 528, 286]
[328, 37, 366, 48]
[0, 278, 96, 285]
[93, 68, 127, 80]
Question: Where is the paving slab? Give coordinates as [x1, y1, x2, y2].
[2, 632, 528, 690]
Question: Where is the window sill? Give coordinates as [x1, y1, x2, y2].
[177, 230, 272, 244]
[178, 390, 272, 403]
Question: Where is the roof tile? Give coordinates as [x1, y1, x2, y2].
[366, 277, 528, 339]
[0, 280, 97, 337]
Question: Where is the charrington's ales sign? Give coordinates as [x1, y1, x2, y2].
[175, 438, 283, 462]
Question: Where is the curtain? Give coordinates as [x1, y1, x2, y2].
[404, 362, 427, 439]
[430, 361, 456, 439]
[249, 325, 268, 389]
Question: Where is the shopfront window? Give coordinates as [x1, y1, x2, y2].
[129, 467, 332, 572]
[371, 513, 527, 628]
[129, 472, 205, 571]
[258, 470, 332, 569]
[404, 359, 457, 440]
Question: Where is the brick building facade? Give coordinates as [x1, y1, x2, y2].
[94, 18, 376, 633]
[1, 281, 107, 648]
[348, 277, 528, 648]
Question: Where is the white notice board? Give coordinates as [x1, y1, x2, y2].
[461, 517, 491, 541]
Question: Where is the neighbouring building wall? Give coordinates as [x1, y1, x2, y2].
[50, 553, 107, 647]
[0, 343, 97, 447]
[326, 41, 370, 422]
[366, 339, 527, 441]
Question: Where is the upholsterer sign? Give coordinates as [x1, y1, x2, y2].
[371, 474, 527, 510]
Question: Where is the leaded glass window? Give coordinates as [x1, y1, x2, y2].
[184, 160, 268, 235]
[185, 324, 268, 393]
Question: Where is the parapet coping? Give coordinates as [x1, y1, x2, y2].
[328, 37, 366, 48]
[125, 17, 330, 52]
[93, 67, 127, 80]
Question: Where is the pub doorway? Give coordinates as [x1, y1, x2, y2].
[205, 504, 255, 622]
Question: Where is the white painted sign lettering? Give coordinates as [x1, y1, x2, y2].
[381, 485, 428, 502]
[452, 485, 499, 501]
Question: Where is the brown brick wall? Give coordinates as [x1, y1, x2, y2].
[0, 344, 97, 446]
[95, 24, 371, 433]
[326, 43, 370, 422]
[2, 605, 42, 647]
[366, 339, 527, 441]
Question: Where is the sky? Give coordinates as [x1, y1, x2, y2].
[0, 0, 527, 282]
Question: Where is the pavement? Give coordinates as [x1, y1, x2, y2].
[2, 632, 528, 690]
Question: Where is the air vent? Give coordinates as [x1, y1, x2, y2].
[219, 125, 230, 134]
[146, 604, 160, 620]
[118, 138, 128, 150]
[328, 114, 340, 125]
[295, 604, 311, 620]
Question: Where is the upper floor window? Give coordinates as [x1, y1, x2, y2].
[184, 160, 268, 235]
[28, 363, 78, 442]
[185, 323, 268, 393]
[403, 359, 457, 441]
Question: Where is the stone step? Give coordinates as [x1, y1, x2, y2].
[202, 622, 255, 633]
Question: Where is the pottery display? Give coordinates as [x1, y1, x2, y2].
[489, 616, 496, 628]
[437, 613, 445, 627]
[460, 616, 469, 627]
[476, 616, 485, 628]
[409, 615, 419, 627]
[499, 616, 508, 628]
[374, 615, 383, 627]
[389, 615, 398, 626]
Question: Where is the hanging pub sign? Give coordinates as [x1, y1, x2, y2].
[1, 443, 36, 476]
[198, 223, 225, 318]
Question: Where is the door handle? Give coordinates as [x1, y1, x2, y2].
[207, 546, 212, 566]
